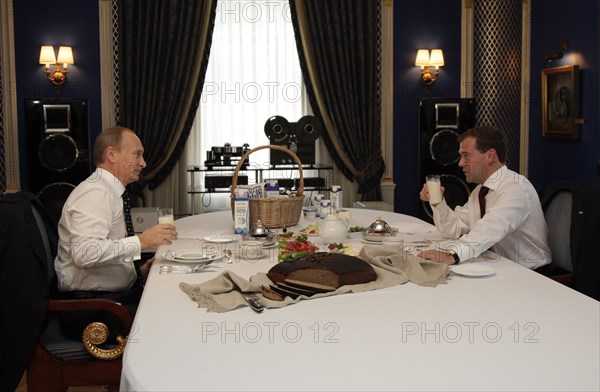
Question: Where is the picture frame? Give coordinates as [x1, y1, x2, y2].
[541, 65, 580, 138]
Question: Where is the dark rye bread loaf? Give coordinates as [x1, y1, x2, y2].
[267, 252, 377, 289]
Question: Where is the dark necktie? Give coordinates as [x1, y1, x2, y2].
[478, 186, 489, 218]
[122, 190, 135, 236]
[123, 190, 142, 286]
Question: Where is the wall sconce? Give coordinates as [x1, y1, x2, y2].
[39, 45, 74, 94]
[415, 49, 444, 85]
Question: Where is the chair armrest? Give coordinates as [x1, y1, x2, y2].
[48, 298, 134, 330]
[47, 298, 134, 360]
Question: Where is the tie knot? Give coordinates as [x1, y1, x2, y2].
[480, 186, 489, 197]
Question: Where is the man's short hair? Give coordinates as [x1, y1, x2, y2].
[458, 125, 507, 163]
[93, 127, 134, 165]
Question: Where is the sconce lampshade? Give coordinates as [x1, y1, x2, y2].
[57, 46, 74, 65]
[429, 49, 445, 67]
[39, 46, 56, 65]
[415, 49, 430, 67]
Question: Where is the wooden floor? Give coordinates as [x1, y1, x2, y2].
[16, 374, 109, 392]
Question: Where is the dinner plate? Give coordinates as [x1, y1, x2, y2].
[161, 249, 222, 264]
[451, 264, 495, 277]
[360, 238, 382, 245]
[203, 235, 235, 243]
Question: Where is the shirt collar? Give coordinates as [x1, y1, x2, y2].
[95, 167, 126, 197]
[483, 165, 508, 191]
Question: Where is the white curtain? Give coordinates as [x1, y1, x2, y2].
[200, 0, 304, 166]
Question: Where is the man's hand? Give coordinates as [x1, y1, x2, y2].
[140, 257, 155, 281]
[417, 249, 454, 265]
[138, 224, 178, 250]
[419, 183, 445, 202]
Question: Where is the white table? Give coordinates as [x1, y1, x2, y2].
[121, 209, 600, 391]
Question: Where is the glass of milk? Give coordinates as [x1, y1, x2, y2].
[158, 208, 175, 225]
[426, 175, 443, 206]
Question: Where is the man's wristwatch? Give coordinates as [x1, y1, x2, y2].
[447, 250, 460, 265]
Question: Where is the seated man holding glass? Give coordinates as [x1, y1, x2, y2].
[417, 125, 551, 269]
[54, 127, 178, 339]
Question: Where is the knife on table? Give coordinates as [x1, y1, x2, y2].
[242, 293, 265, 313]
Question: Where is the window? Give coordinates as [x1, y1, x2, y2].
[198, 0, 304, 166]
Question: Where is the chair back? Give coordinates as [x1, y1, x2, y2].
[543, 190, 573, 272]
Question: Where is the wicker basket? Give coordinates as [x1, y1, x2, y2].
[231, 144, 304, 228]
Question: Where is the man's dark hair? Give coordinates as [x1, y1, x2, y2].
[458, 125, 507, 163]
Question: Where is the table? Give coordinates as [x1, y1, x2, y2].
[120, 209, 600, 391]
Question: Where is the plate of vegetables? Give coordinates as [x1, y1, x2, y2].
[277, 234, 320, 261]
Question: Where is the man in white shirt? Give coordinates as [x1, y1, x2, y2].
[417, 125, 551, 269]
[55, 126, 178, 338]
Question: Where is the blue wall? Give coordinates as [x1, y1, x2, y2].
[392, 1, 462, 216]
[13, 0, 102, 190]
[528, 0, 599, 191]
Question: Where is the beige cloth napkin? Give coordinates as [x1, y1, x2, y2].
[179, 246, 450, 313]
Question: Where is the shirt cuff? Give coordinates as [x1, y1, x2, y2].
[122, 235, 142, 261]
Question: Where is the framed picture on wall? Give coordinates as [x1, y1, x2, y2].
[541, 65, 580, 138]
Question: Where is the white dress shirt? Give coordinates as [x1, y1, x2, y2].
[55, 168, 141, 291]
[432, 165, 551, 269]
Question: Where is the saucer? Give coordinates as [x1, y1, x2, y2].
[203, 235, 235, 243]
[451, 264, 495, 277]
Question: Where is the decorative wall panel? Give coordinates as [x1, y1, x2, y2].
[112, 0, 121, 125]
[473, 0, 522, 169]
[0, 40, 5, 193]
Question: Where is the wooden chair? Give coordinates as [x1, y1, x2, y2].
[24, 194, 133, 392]
[26, 299, 132, 392]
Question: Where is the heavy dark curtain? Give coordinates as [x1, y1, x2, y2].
[118, 0, 217, 192]
[289, 0, 384, 200]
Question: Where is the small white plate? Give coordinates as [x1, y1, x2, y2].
[203, 235, 235, 243]
[162, 249, 222, 264]
[360, 238, 382, 245]
[262, 242, 279, 249]
[451, 264, 495, 277]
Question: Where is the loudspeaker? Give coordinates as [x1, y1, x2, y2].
[418, 98, 476, 222]
[24, 99, 90, 219]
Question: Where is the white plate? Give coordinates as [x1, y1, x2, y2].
[203, 235, 235, 243]
[262, 242, 279, 249]
[451, 264, 495, 277]
[360, 238, 382, 245]
[161, 249, 222, 264]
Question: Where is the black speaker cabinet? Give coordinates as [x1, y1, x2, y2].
[24, 99, 90, 220]
[418, 98, 476, 222]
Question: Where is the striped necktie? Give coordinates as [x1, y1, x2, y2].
[123, 190, 142, 286]
[478, 186, 489, 218]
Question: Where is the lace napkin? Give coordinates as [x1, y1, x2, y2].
[179, 246, 450, 313]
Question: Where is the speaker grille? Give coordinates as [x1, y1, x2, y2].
[430, 129, 460, 166]
[38, 134, 79, 173]
[38, 182, 76, 228]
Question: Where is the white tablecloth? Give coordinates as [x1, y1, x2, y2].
[121, 209, 600, 391]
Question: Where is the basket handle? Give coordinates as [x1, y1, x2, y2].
[230, 144, 304, 199]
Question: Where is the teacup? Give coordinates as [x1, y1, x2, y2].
[240, 241, 263, 260]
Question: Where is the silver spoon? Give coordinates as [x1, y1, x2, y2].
[223, 249, 232, 263]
